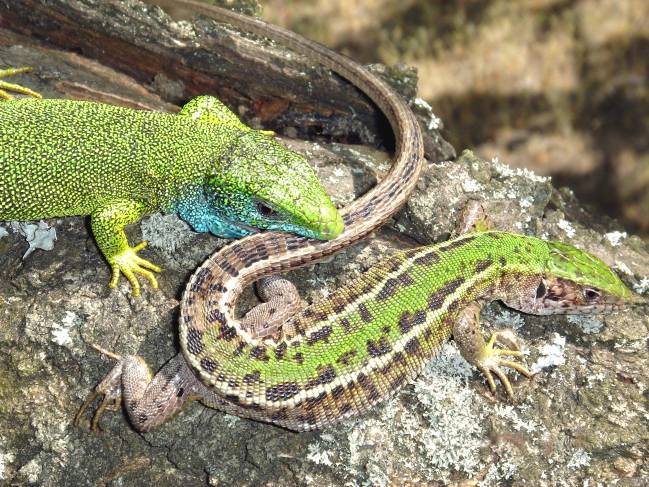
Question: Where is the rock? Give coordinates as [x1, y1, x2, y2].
[0, 2, 648, 486]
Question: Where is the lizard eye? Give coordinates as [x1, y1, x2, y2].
[255, 201, 281, 219]
[583, 287, 601, 301]
[535, 280, 546, 299]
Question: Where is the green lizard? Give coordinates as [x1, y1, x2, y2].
[0, 69, 343, 295]
[77, 228, 646, 431]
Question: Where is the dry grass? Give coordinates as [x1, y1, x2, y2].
[261, 0, 649, 237]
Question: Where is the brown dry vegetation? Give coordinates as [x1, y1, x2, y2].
[262, 0, 649, 238]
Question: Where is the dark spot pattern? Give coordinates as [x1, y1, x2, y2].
[332, 385, 345, 399]
[357, 373, 380, 402]
[275, 342, 287, 360]
[439, 235, 477, 253]
[414, 249, 440, 266]
[190, 268, 211, 292]
[367, 336, 392, 357]
[243, 370, 261, 384]
[336, 349, 357, 366]
[398, 309, 426, 334]
[305, 391, 328, 410]
[265, 382, 301, 402]
[357, 303, 373, 323]
[305, 364, 336, 390]
[218, 260, 239, 277]
[207, 309, 226, 324]
[376, 272, 415, 301]
[474, 256, 494, 274]
[208, 283, 227, 293]
[306, 325, 333, 345]
[340, 318, 353, 333]
[200, 357, 218, 372]
[405, 337, 421, 355]
[186, 327, 204, 355]
[218, 324, 238, 341]
[250, 345, 270, 362]
[428, 277, 466, 310]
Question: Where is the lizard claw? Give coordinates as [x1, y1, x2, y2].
[74, 344, 124, 431]
[476, 331, 534, 398]
[108, 241, 161, 297]
[0, 67, 43, 100]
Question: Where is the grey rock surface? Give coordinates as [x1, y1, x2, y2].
[2, 143, 648, 485]
[0, 2, 648, 486]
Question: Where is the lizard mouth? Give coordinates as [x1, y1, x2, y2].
[234, 221, 260, 234]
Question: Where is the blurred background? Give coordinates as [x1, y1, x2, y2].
[258, 0, 649, 239]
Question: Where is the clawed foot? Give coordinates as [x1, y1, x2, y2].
[475, 331, 534, 398]
[74, 344, 124, 431]
[109, 241, 161, 297]
[0, 67, 42, 100]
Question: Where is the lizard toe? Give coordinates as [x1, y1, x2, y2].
[109, 244, 161, 296]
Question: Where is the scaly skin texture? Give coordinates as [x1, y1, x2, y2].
[77, 231, 646, 432]
[0, 89, 343, 295]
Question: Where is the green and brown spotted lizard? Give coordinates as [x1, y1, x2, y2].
[79, 226, 646, 431]
[0, 67, 343, 296]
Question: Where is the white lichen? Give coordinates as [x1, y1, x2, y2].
[633, 277, 649, 294]
[614, 261, 633, 276]
[605, 231, 627, 247]
[491, 156, 550, 183]
[0, 452, 15, 480]
[567, 315, 603, 334]
[413, 344, 486, 475]
[557, 219, 576, 238]
[519, 196, 534, 208]
[306, 442, 334, 466]
[486, 308, 526, 331]
[51, 311, 79, 347]
[493, 404, 537, 432]
[566, 449, 591, 469]
[10, 221, 57, 258]
[413, 98, 442, 130]
[531, 333, 566, 374]
[462, 178, 484, 193]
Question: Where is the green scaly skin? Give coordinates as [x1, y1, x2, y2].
[0, 73, 343, 296]
[78, 231, 647, 432]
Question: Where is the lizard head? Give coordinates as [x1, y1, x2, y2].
[201, 131, 344, 240]
[508, 240, 646, 315]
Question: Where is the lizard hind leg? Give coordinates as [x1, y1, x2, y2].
[0, 67, 43, 100]
[75, 347, 199, 432]
[240, 275, 303, 340]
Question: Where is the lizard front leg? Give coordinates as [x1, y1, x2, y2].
[0, 67, 42, 100]
[91, 200, 161, 296]
[453, 302, 533, 398]
[75, 349, 201, 432]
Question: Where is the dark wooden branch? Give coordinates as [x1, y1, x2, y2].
[0, 0, 453, 159]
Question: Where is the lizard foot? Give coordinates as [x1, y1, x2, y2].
[74, 344, 124, 431]
[475, 331, 534, 398]
[108, 241, 161, 297]
[0, 67, 43, 100]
